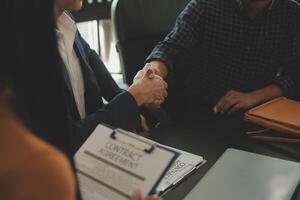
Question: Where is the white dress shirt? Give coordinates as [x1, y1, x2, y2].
[57, 12, 86, 119]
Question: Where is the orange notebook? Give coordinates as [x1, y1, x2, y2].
[245, 97, 300, 137]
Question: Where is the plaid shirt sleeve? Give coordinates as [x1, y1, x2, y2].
[146, 0, 206, 72]
[272, 20, 300, 98]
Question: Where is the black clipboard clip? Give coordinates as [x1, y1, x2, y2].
[110, 129, 156, 154]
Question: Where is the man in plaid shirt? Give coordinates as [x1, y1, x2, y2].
[138, 0, 300, 115]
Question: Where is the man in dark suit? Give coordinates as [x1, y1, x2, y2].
[54, 0, 168, 153]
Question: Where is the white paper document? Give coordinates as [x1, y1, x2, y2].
[74, 125, 177, 200]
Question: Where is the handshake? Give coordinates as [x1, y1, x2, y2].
[128, 62, 168, 109]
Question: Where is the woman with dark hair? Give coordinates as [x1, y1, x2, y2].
[0, 0, 76, 199]
[6, 0, 73, 157]
[0, 0, 73, 158]
[0, 0, 160, 199]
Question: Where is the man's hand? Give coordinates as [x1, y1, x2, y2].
[145, 61, 168, 79]
[132, 64, 168, 108]
[135, 61, 168, 81]
[132, 190, 161, 200]
[133, 61, 169, 108]
[214, 85, 283, 114]
[214, 90, 261, 114]
[128, 69, 168, 107]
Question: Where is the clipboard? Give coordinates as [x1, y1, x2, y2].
[110, 128, 207, 197]
[108, 128, 180, 195]
[74, 124, 179, 200]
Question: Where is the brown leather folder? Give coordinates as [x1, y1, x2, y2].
[245, 97, 300, 137]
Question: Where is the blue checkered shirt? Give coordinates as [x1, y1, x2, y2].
[147, 0, 300, 104]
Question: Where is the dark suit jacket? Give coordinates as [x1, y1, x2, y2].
[62, 31, 140, 153]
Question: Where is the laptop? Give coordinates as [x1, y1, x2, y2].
[185, 148, 300, 200]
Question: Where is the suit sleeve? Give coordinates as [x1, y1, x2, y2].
[69, 33, 141, 153]
[70, 91, 141, 153]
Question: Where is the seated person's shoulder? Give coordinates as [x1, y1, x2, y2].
[27, 147, 75, 198]
[6, 145, 75, 200]
[0, 127, 75, 200]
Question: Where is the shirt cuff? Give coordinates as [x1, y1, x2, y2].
[105, 91, 140, 131]
[146, 51, 174, 73]
[272, 76, 296, 97]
